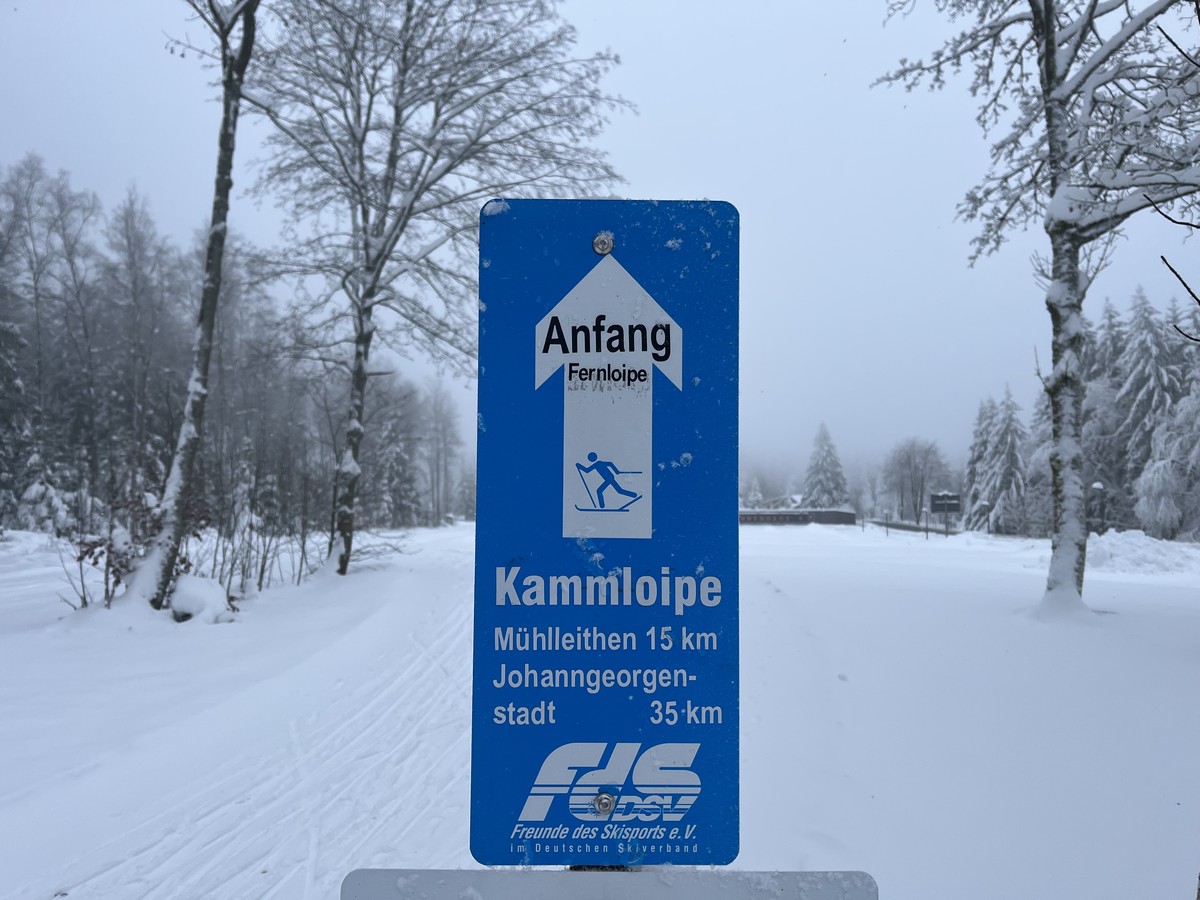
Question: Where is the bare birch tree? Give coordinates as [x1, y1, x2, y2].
[7, 156, 58, 444]
[880, 1, 1200, 614]
[127, 0, 262, 610]
[248, 0, 622, 574]
[884, 437, 947, 524]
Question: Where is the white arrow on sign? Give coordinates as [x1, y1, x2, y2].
[535, 254, 683, 539]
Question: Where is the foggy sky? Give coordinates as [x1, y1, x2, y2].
[1, 1, 1195, 478]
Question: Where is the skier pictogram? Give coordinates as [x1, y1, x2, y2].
[534, 254, 683, 539]
[575, 452, 642, 512]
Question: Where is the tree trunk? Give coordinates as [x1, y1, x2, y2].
[1033, 12, 1090, 617]
[335, 303, 373, 575]
[130, 3, 259, 609]
[1038, 228, 1090, 615]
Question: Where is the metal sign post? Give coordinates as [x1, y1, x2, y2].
[471, 199, 740, 867]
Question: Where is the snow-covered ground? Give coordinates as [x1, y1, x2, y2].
[0, 523, 1197, 899]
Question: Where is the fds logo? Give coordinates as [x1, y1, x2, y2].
[518, 742, 700, 823]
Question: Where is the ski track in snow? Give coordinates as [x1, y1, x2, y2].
[741, 558, 849, 870]
[6, 530, 476, 900]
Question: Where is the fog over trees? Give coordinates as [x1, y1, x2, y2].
[0, 150, 497, 603]
[0, 0, 620, 614]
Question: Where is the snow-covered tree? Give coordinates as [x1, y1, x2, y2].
[419, 382, 463, 526]
[0, 319, 27, 525]
[978, 387, 1028, 535]
[744, 476, 763, 510]
[0, 178, 24, 528]
[847, 465, 881, 520]
[1024, 392, 1055, 537]
[1134, 365, 1200, 538]
[802, 423, 849, 508]
[963, 397, 997, 531]
[380, 428, 422, 529]
[102, 189, 189, 537]
[882, 2, 1200, 614]
[1081, 299, 1133, 528]
[16, 453, 76, 536]
[1163, 297, 1188, 372]
[454, 463, 477, 522]
[965, 390, 1029, 534]
[5, 155, 56, 442]
[0, 148, 462, 590]
[1114, 289, 1184, 480]
[43, 177, 102, 499]
[128, 0, 262, 610]
[250, 0, 622, 573]
[1185, 300, 1200, 348]
[1091, 300, 1127, 382]
[1133, 458, 1184, 539]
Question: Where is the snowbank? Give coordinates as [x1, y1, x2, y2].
[1087, 528, 1200, 575]
[170, 573, 233, 623]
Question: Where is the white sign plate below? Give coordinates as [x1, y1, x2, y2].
[341, 869, 878, 900]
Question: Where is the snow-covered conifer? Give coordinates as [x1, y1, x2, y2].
[1133, 459, 1184, 539]
[374, 431, 421, 529]
[1134, 365, 1200, 537]
[16, 454, 76, 535]
[1184, 302, 1200, 347]
[977, 387, 1028, 535]
[1023, 393, 1054, 538]
[1092, 300, 1127, 381]
[374, 466, 395, 528]
[745, 476, 763, 510]
[1081, 300, 1134, 529]
[963, 397, 996, 531]
[1115, 289, 1183, 479]
[1164, 298, 1187, 372]
[802, 423, 849, 509]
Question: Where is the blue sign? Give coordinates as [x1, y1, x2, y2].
[472, 200, 739, 867]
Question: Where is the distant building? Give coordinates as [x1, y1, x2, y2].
[738, 507, 857, 526]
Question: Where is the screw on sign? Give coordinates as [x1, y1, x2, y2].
[592, 231, 614, 255]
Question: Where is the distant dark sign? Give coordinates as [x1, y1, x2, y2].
[930, 492, 961, 514]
